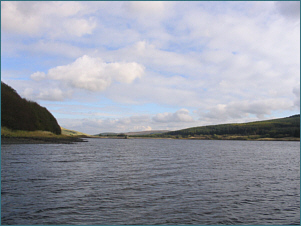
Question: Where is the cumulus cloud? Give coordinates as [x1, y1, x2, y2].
[153, 109, 194, 123]
[31, 55, 145, 92]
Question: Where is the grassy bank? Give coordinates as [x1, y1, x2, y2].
[1, 127, 87, 144]
[61, 127, 92, 137]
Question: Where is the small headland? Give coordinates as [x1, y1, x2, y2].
[1, 127, 88, 144]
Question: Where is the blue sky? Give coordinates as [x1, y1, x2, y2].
[1, 1, 300, 135]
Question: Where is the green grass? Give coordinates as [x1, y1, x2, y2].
[61, 127, 91, 137]
[1, 127, 90, 144]
[1, 126, 67, 138]
[1, 126, 94, 141]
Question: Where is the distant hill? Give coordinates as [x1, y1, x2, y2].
[95, 132, 118, 136]
[95, 130, 169, 137]
[164, 115, 300, 139]
[125, 130, 169, 136]
[95, 116, 300, 140]
[61, 127, 90, 136]
[1, 82, 61, 134]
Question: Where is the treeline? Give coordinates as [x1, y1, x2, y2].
[164, 115, 300, 139]
[1, 82, 61, 135]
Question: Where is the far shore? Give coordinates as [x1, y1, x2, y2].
[91, 135, 300, 141]
[2, 135, 299, 145]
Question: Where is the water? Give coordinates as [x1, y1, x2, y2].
[1, 139, 300, 225]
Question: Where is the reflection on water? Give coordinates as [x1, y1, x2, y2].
[1, 139, 300, 225]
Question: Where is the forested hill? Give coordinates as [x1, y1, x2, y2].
[165, 115, 300, 139]
[1, 82, 61, 134]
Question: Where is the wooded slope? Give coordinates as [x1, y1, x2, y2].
[1, 82, 61, 135]
[165, 115, 300, 139]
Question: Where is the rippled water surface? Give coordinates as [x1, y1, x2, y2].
[1, 139, 300, 225]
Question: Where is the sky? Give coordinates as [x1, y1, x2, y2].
[1, 1, 300, 135]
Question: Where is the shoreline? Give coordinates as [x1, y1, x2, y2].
[1, 136, 299, 144]
[93, 136, 300, 141]
[1, 136, 87, 144]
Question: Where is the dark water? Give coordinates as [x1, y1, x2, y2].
[1, 139, 300, 225]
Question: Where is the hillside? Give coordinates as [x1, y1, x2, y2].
[61, 127, 91, 137]
[163, 115, 300, 140]
[1, 82, 61, 135]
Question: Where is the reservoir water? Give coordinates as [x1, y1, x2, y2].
[1, 139, 300, 225]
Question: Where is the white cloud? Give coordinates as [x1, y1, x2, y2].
[123, 1, 169, 24]
[293, 85, 300, 108]
[201, 99, 293, 122]
[61, 115, 153, 134]
[1, 1, 41, 35]
[2, 39, 87, 59]
[153, 109, 194, 123]
[22, 87, 35, 100]
[105, 77, 201, 107]
[36, 88, 67, 101]
[38, 1, 83, 17]
[59, 17, 96, 38]
[125, 1, 165, 15]
[59, 109, 196, 134]
[31, 71, 46, 81]
[32, 40, 85, 58]
[1, 1, 96, 37]
[100, 41, 203, 79]
[31, 55, 145, 92]
[22, 85, 73, 102]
